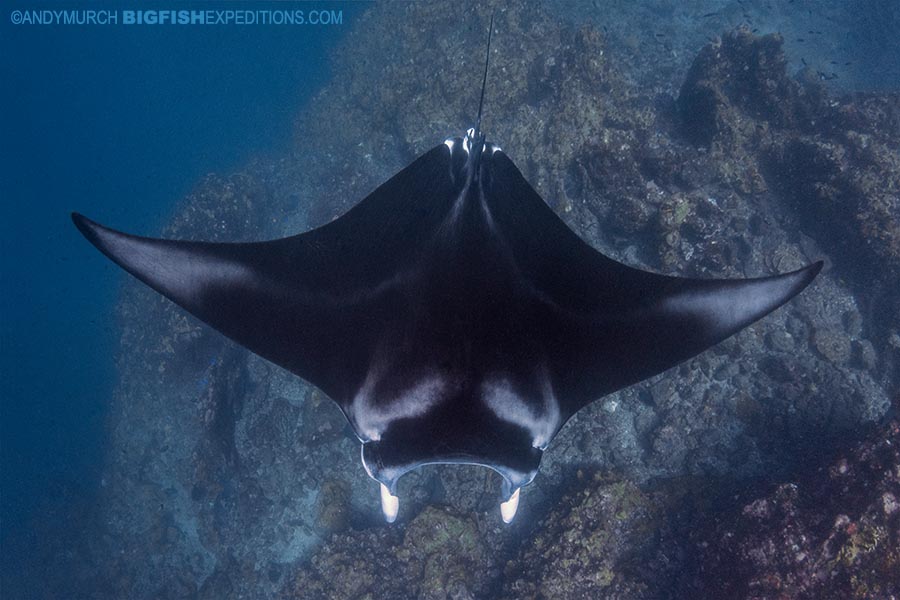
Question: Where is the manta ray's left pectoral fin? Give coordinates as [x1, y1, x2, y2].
[561, 261, 823, 410]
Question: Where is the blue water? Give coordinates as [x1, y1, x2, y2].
[0, 0, 365, 563]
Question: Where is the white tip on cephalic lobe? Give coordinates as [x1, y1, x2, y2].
[380, 482, 399, 523]
[500, 487, 521, 524]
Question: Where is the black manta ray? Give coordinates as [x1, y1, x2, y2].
[72, 21, 821, 524]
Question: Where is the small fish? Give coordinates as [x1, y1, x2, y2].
[797, 38, 805, 42]
[702, 12, 717, 18]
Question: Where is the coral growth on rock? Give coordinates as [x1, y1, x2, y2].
[680, 421, 900, 599]
[281, 506, 498, 600]
[502, 475, 669, 599]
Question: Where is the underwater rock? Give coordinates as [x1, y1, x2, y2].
[402, 507, 494, 599]
[315, 478, 352, 534]
[608, 189, 657, 234]
[279, 528, 393, 600]
[812, 327, 853, 365]
[677, 28, 825, 148]
[281, 506, 497, 600]
[767, 131, 900, 293]
[680, 420, 900, 599]
[502, 473, 669, 599]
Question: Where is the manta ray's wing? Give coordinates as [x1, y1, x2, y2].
[73, 144, 459, 405]
[484, 150, 822, 419]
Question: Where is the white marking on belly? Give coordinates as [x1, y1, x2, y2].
[481, 367, 560, 449]
[351, 368, 445, 442]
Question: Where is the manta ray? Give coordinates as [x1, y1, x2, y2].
[72, 21, 821, 524]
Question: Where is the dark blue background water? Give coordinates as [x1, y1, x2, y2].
[0, 0, 365, 565]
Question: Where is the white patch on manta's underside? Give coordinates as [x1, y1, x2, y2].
[481, 369, 560, 449]
[350, 369, 446, 442]
[444, 138, 456, 153]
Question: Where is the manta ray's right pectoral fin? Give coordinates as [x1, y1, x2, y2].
[72, 212, 375, 402]
[72, 145, 460, 405]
